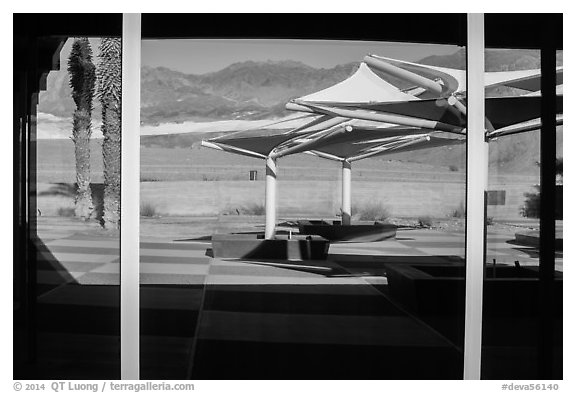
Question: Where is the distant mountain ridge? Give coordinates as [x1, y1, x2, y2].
[419, 48, 562, 71]
[39, 48, 561, 125]
[40, 59, 359, 124]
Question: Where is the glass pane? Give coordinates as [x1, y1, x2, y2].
[139, 38, 468, 379]
[481, 47, 563, 379]
[15, 37, 122, 379]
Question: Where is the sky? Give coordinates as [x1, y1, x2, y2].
[140, 39, 461, 74]
[57, 38, 460, 75]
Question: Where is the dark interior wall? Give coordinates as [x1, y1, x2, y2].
[13, 31, 67, 371]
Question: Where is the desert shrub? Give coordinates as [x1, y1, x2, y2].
[57, 207, 76, 217]
[140, 202, 158, 217]
[220, 206, 240, 216]
[220, 203, 265, 216]
[418, 215, 433, 227]
[448, 165, 459, 172]
[354, 201, 391, 222]
[521, 187, 540, 218]
[520, 156, 563, 218]
[450, 202, 466, 218]
[486, 216, 494, 225]
[241, 203, 266, 216]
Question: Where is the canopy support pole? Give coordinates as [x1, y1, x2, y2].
[342, 160, 352, 225]
[265, 157, 277, 239]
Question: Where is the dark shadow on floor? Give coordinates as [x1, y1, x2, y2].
[14, 237, 119, 380]
[190, 283, 464, 379]
[140, 284, 204, 380]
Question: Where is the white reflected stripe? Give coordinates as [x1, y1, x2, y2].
[39, 252, 117, 263]
[205, 275, 367, 285]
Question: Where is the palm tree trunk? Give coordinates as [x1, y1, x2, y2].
[102, 106, 121, 229]
[97, 37, 122, 230]
[72, 108, 94, 219]
[68, 37, 96, 220]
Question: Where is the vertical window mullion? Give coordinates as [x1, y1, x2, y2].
[463, 12, 487, 380]
[120, 12, 141, 380]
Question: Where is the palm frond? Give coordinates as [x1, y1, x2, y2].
[67, 38, 96, 112]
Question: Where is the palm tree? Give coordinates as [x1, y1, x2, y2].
[96, 38, 122, 229]
[67, 38, 96, 220]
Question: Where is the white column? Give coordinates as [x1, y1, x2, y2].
[264, 157, 277, 239]
[341, 160, 352, 225]
[120, 13, 141, 380]
[464, 12, 487, 380]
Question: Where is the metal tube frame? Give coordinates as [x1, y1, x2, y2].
[364, 54, 445, 95]
[348, 135, 430, 163]
[201, 140, 267, 160]
[294, 101, 464, 134]
[270, 124, 353, 159]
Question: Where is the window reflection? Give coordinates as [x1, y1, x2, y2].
[139, 39, 467, 379]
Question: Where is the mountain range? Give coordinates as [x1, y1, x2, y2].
[38, 48, 562, 126]
[39, 59, 359, 125]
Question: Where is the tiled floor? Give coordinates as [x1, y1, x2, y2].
[24, 226, 559, 379]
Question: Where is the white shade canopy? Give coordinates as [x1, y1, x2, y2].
[203, 54, 562, 163]
[298, 62, 417, 104]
